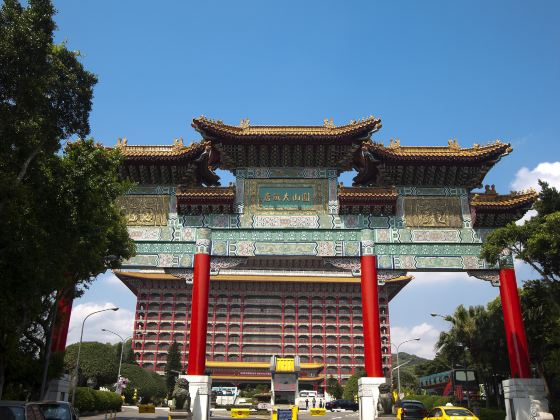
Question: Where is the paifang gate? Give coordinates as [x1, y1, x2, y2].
[57, 115, 541, 413]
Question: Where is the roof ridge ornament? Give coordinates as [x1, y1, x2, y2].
[389, 138, 401, 149]
[173, 137, 184, 148]
[323, 118, 335, 128]
[116, 137, 128, 148]
[239, 118, 250, 129]
[448, 138, 460, 150]
[484, 184, 498, 195]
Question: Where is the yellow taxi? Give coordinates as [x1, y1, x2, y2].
[423, 405, 479, 420]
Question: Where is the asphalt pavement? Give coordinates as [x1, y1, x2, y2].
[82, 406, 397, 420]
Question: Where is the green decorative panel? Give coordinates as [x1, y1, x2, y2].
[375, 243, 482, 256]
[135, 242, 196, 254]
[126, 186, 177, 195]
[211, 229, 361, 242]
[397, 187, 468, 196]
[415, 256, 464, 269]
[254, 242, 318, 256]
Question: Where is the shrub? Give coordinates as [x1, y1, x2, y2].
[93, 390, 111, 411]
[74, 388, 122, 413]
[121, 363, 167, 403]
[74, 387, 95, 413]
[403, 394, 452, 410]
[479, 407, 507, 420]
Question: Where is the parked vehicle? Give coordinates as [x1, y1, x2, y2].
[396, 399, 427, 419]
[0, 401, 46, 420]
[325, 399, 359, 411]
[423, 405, 479, 420]
[35, 401, 79, 420]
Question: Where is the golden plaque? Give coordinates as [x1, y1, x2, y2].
[404, 197, 462, 228]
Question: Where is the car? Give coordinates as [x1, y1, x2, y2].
[396, 399, 427, 420]
[0, 401, 46, 420]
[34, 401, 79, 420]
[325, 399, 359, 411]
[423, 405, 479, 420]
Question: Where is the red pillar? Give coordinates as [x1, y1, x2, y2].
[51, 290, 74, 352]
[499, 268, 531, 378]
[187, 232, 212, 375]
[360, 255, 383, 377]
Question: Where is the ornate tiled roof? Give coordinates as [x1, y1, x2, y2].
[470, 187, 538, 227]
[338, 186, 398, 215]
[366, 139, 512, 161]
[353, 139, 513, 189]
[176, 186, 236, 214]
[114, 138, 220, 186]
[192, 116, 381, 143]
[115, 137, 206, 160]
[470, 188, 538, 209]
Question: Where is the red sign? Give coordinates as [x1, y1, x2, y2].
[455, 385, 463, 401]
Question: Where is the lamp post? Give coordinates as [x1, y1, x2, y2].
[71, 307, 119, 406]
[392, 338, 420, 396]
[101, 328, 131, 393]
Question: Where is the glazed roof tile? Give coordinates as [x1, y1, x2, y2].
[338, 187, 398, 200]
[192, 115, 381, 141]
[176, 186, 236, 200]
[470, 189, 538, 210]
[115, 138, 206, 158]
[367, 139, 512, 161]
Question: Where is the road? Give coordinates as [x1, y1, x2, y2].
[82, 406, 397, 420]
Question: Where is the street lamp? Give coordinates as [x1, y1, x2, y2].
[101, 328, 131, 393]
[71, 307, 119, 406]
[392, 338, 420, 397]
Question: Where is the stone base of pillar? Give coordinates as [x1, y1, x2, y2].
[358, 377, 386, 420]
[184, 375, 212, 420]
[503, 378, 554, 420]
[45, 374, 70, 401]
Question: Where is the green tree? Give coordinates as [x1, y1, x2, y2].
[121, 339, 136, 365]
[164, 341, 182, 393]
[326, 375, 343, 399]
[0, 0, 135, 398]
[520, 280, 560, 414]
[342, 369, 365, 401]
[120, 364, 168, 404]
[64, 342, 119, 388]
[481, 181, 560, 281]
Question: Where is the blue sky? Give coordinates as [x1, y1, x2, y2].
[53, 1, 560, 358]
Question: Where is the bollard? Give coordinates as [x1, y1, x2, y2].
[231, 408, 250, 418]
[310, 407, 326, 416]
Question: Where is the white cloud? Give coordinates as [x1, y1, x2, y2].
[511, 162, 560, 191]
[510, 162, 560, 224]
[67, 301, 135, 346]
[409, 271, 478, 285]
[391, 323, 441, 359]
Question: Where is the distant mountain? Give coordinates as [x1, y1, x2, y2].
[392, 351, 432, 367]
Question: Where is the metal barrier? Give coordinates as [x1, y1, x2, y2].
[271, 406, 298, 420]
[231, 408, 251, 418]
[138, 404, 156, 413]
[309, 408, 326, 416]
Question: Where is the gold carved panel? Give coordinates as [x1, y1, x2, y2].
[404, 197, 462, 228]
[244, 179, 328, 215]
[116, 195, 170, 226]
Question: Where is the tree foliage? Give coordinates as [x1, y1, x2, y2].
[120, 364, 167, 404]
[342, 369, 365, 401]
[64, 342, 119, 388]
[164, 341, 182, 394]
[326, 375, 343, 399]
[422, 284, 560, 414]
[0, 0, 135, 398]
[481, 181, 560, 281]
